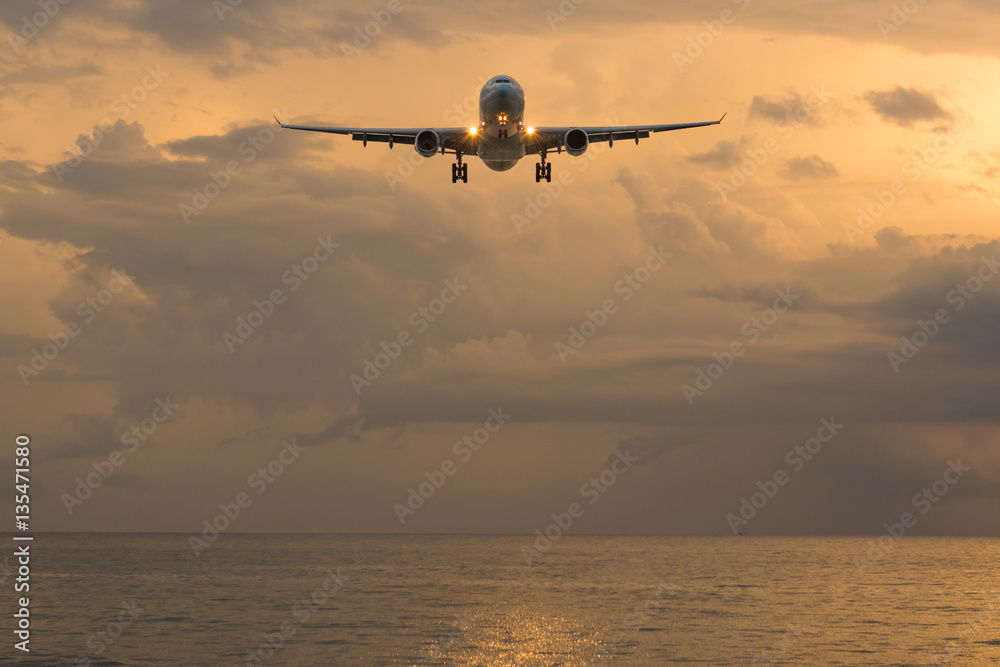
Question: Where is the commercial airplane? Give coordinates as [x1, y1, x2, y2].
[276, 74, 724, 183]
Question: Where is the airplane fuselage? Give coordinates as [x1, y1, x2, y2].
[476, 75, 527, 172]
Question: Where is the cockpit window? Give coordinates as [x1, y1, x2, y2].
[494, 78, 511, 84]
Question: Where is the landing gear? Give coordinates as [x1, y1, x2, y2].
[451, 152, 468, 184]
[535, 151, 552, 183]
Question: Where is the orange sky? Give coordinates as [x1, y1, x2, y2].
[1, 0, 998, 535]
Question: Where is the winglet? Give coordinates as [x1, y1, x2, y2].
[273, 115, 285, 128]
[719, 112, 727, 123]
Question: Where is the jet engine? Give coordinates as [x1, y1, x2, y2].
[414, 130, 440, 158]
[564, 128, 589, 156]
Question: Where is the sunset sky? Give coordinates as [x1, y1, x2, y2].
[1, 0, 998, 535]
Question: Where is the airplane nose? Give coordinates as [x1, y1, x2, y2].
[493, 84, 516, 101]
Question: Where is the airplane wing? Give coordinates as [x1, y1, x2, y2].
[274, 118, 477, 153]
[526, 113, 726, 152]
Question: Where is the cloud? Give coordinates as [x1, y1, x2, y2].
[0, 0, 453, 78]
[966, 149, 1000, 179]
[2, 2, 1000, 535]
[779, 154, 839, 181]
[687, 137, 751, 169]
[0, 62, 102, 87]
[863, 86, 952, 127]
[616, 168, 731, 257]
[46, 413, 117, 460]
[749, 91, 818, 124]
[297, 412, 365, 447]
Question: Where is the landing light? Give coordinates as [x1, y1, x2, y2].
[526, 127, 535, 134]
[469, 127, 477, 135]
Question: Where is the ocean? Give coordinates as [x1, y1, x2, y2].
[5, 534, 999, 665]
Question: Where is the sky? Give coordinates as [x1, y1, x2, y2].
[1, 0, 998, 536]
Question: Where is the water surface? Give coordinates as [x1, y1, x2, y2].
[4, 534, 998, 665]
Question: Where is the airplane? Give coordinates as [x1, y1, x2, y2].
[275, 74, 724, 184]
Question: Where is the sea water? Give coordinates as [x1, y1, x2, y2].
[4, 534, 998, 665]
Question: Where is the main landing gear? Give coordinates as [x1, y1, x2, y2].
[535, 150, 552, 183]
[451, 151, 468, 184]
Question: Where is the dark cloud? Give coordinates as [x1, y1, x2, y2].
[609, 427, 711, 468]
[298, 413, 365, 448]
[687, 137, 751, 169]
[46, 413, 117, 460]
[0, 0, 453, 77]
[4, 1, 1000, 82]
[0, 332, 37, 358]
[749, 91, 814, 124]
[863, 86, 952, 127]
[2, 117, 998, 534]
[0, 62, 102, 87]
[6, 115, 1000, 526]
[1, 1, 999, 535]
[779, 154, 839, 181]
[750, 93, 804, 122]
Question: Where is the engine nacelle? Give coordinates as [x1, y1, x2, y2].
[414, 130, 440, 158]
[564, 128, 589, 156]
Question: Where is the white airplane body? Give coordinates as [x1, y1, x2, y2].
[277, 74, 724, 183]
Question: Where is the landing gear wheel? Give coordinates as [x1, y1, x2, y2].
[452, 153, 468, 184]
[536, 161, 552, 183]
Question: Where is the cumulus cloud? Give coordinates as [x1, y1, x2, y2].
[3, 114, 998, 534]
[687, 137, 752, 169]
[1, 0, 999, 535]
[779, 154, 839, 180]
[863, 86, 953, 127]
[749, 91, 815, 124]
